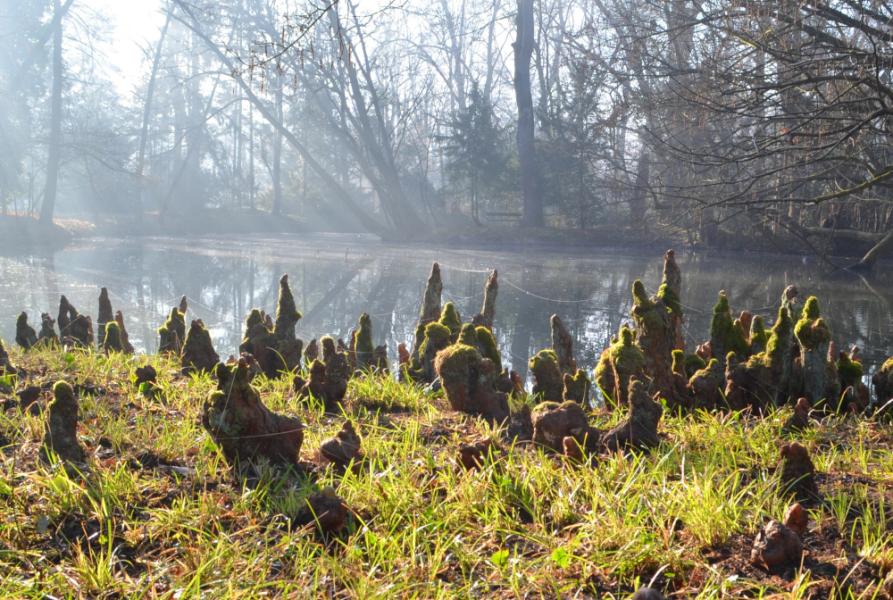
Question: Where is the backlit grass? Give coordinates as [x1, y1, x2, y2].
[0, 346, 890, 598]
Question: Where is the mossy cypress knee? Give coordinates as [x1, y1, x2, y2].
[532, 400, 595, 452]
[102, 321, 125, 354]
[38, 313, 58, 347]
[240, 308, 278, 377]
[438, 302, 462, 341]
[631, 279, 675, 400]
[97, 287, 113, 347]
[15, 312, 37, 350]
[409, 321, 451, 383]
[202, 358, 304, 466]
[114, 311, 134, 354]
[474, 326, 502, 373]
[794, 297, 832, 404]
[529, 349, 563, 402]
[659, 249, 684, 350]
[411, 262, 443, 359]
[688, 358, 724, 410]
[550, 314, 576, 374]
[594, 345, 616, 405]
[749, 315, 768, 355]
[601, 378, 663, 452]
[158, 306, 186, 354]
[835, 348, 867, 412]
[562, 369, 591, 407]
[41, 381, 85, 464]
[473, 269, 498, 329]
[0, 338, 14, 375]
[351, 313, 374, 370]
[271, 274, 303, 373]
[435, 343, 508, 422]
[57, 296, 93, 349]
[608, 326, 645, 406]
[181, 319, 219, 373]
[709, 291, 748, 367]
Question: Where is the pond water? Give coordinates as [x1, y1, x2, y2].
[2, 235, 892, 379]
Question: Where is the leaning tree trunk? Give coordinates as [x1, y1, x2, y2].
[40, 0, 64, 226]
[853, 228, 893, 272]
[513, 0, 543, 227]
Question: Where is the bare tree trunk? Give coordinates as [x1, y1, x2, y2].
[136, 7, 172, 214]
[514, 0, 543, 227]
[272, 78, 283, 216]
[854, 229, 893, 271]
[40, 0, 64, 226]
[248, 103, 255, 209]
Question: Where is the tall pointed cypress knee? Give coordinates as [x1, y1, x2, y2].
[473, 269, 498, 329]
[411, 262, 442, 359]
[97, 287, 113, 347]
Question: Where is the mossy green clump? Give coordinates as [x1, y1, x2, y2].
[724, 306, 798, 410]
[749, 315, 768, 354]
[408, 321, 453, 383]
[765, 307, 793, 365]
[630, 280, 664, 332]
[791, 297, 832, 404]
[610, 327, 645, 374]
[158, 307, 186, 354]
[594, 346, 615, 404]
[684, 354, 706, 378]
[794, 297, 830, 350]
[686, 357, 728, 410]
[418, 322, 451, 362]
[458, 323, 477, 347]
[353, 313, 375, 369]
[438, 302, 462, 341]
[656, 282, 682, 318]
[608, 326, 646, 406]
[474, 326, 502, 373]
[709, 292, 748, 364]
[102, 321, 125, 354]
[837, 352, 863, 389]
[435, 343, 480, 387]
[529, 349, 563, 402]
[434, 342, 509, 422]
[689, 358, 720, 384]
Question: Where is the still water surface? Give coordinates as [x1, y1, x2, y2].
[1, 235, 892, 379]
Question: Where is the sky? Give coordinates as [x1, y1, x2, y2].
[90, 0, 165, 95]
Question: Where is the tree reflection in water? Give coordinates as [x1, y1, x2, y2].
[1, 236, 892, 386]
